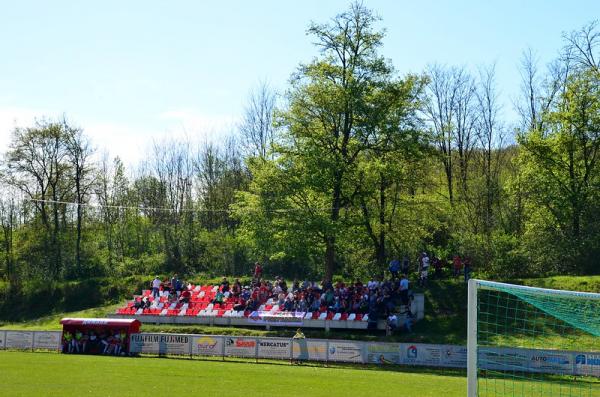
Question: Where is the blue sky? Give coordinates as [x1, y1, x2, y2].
[0, 1, 597, 164]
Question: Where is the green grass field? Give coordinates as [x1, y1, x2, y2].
[0, 351, 467, 397]
[2, 351, 598, 397]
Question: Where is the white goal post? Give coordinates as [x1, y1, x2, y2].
[467, 278, 600, 397]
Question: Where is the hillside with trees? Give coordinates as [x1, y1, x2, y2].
[0, 4, 598, 292]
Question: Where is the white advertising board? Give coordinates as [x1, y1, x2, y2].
[5, 331, 34, 349]
[292, 339, 328, 361]
[439, 345, 468, 368]
[0, 330, 5, 349]
[399, 343, 442, 366]
[365, 342, 400, 364]
[574, 352, 600, 377]
[224, 337, 257, 358]
[129, 333, 191, 355]
[191, 335, 224, 356]
[328, 341, 363, 363]
[33, 331, 62, 350]
[257, 338, 291, 359]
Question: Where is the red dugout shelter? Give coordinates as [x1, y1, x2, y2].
[60, 318, 141, 355]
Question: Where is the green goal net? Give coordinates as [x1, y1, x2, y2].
[467, 279, 600, 397]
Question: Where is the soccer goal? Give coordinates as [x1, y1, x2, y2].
[467, 279, 600, 397]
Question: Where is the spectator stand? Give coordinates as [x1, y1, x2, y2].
[112, 282, 425, 331]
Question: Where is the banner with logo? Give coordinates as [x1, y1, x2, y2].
[5, 331, 34, 349]
[439, 345, 468, 368]
[224, 337, 257, 358]
[192, 335, 224, 356]
[399, 343, 443, 366]
[365, 342, 400, 364]
[257, 338, 291, 359]
[33, 331, 62, 350]
[247, 311, 304, 326]
[479, 347, 577, 375]
[129, 333, 191, 355]
[328, 340, 364, 363]
[292, 339, 328, 361]
[574, 352, 600, 377]
[0, 330, 5, 349]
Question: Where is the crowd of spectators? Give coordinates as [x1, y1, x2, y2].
[143, 262, 415, 332]
[213, 274, 414, 321]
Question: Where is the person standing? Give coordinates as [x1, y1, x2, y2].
[388, 258, 400, 279]
[420, 252, 430, 287]
[401, 256, 410, 276]
[151, 276, 161, 299]
[453, 255, 462, 278]
[253, 262, 263, 280]
[463, 257, 472, 282]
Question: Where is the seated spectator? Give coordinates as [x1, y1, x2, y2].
[212, 290, 225, 305]
[133, 299, 144, 310]
[220, 277, 230, 293]
[284, 297, 294, 311]
[179, 289, 191, 304]
[241, 287, 251, 301]
[309, 297, 321, 312]
[367, 278, 379, 291]
[295, 297, 308, 312]
[245, 298, 257, 312]
[231, 279, 242, 297]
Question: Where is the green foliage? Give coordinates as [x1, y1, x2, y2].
[0, 5, 598, 294]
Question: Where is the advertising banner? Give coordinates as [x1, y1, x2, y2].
[129, 333, 191, 355]
[399, 343, 442, 366]
[224, 337, 257, 358]
[573, 352, 600, 377]
[479, 347, 574, 375]
[247, 311, 304, 326]
[328, 340, 363, 363]
[191, 335, 224, 357]
[257, 338, 291, 360]
[440, 345, 468, 368]
[527, 350, 573, 374]
[5, 331, 34, 349]
[365, 342, 400, 364]
[292, 339, 328, 361]
[0, 330, 5, 349]
[33, 331, 62, 350]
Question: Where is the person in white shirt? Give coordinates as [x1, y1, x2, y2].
[151, 276, 161, 299]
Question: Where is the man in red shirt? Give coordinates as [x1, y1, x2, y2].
[253, 262, 263, 280]
[453, 255, 462, 277]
